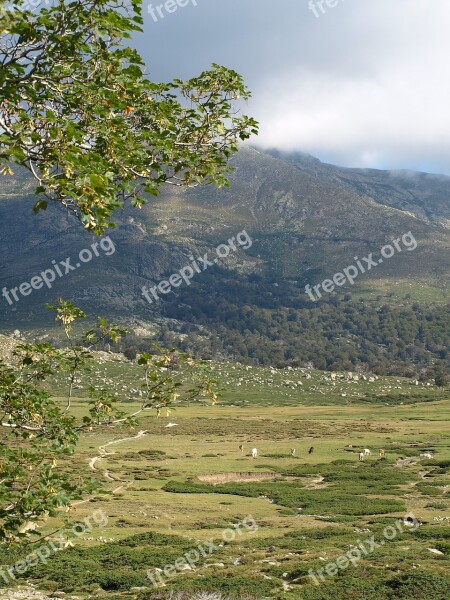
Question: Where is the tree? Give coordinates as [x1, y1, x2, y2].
[123, 345, 138, 361]
[0, 300, 216, 543]
[0, 0, 258, 233]
[435, 371, 448, 388]
[0, 0, 254, 542]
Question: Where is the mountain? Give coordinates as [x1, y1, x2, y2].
[265, 148, 450, 228]
[0, 148, 449, 374]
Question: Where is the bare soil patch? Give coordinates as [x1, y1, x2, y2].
[197, 471, 277, 484]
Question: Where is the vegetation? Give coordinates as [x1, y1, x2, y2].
[0, 0, 256, 544]
[0, 301, 215, 542]
[0, 365, 448, 597]
[0, 3, 448, 599]
[435, 371, 449, 388]
[0, 0, 257, 233]
[113, 277, 450, 375]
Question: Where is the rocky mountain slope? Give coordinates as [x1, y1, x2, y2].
[0, 147, 448, 333]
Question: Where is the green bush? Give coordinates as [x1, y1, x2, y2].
[139, 575, 274, 598]
[163, 479, 406, 516]
[96, 571, 148, 591]
[387, 572, 450, 599]
[3, 531, 196, 592]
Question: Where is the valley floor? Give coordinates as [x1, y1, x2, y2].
[1, 363, 450, 599]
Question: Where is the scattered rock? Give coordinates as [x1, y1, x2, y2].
[0, 589, 71, 600]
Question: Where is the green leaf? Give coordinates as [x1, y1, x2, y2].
[32, 199, 48, 214]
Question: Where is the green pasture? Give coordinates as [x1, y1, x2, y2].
[1, 362, 449, 599]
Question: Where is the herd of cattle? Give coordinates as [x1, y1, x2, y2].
[238, 444, 434, 462]
[238, 445, 315, 458]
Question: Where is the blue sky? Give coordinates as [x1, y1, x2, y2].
[134, 0, 450, 175]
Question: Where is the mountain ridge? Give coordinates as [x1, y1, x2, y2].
[0, 146, 448, 322]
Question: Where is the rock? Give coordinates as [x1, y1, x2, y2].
[0, 588, 70, 600]
[425, 548, 444, 555]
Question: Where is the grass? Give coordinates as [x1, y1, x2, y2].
[0, 361, 449, 598]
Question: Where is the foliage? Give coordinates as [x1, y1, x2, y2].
[149, 576, 275, 598]
[151, 272, 450, 375]
[435, 371, 448, 388]
[0, 0, 256, 547]
[0, 0, 258, 233]
[281, 460, 412, 495]
[0, 300, 215, 543]
[0, 530, 191, 590]
[386, 572, 450, 599]
[139, 594, 257, 600]
[162, 479, 406, 516]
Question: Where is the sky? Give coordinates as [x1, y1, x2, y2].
[135, 0, 450, 175]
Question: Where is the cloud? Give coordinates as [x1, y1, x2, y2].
[138, 0, 450, 174]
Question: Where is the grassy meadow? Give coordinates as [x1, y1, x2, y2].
[2, 360, 450, 599]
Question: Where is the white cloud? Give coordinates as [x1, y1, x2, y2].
[251, 0, 450, 173]
[140, 0, 450, 174]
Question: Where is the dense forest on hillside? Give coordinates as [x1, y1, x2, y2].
[113, 269, 450, 377]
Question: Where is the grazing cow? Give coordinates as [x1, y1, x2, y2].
[359, 452, 365, 461]
[363, 448, 371, 456]
[420, 452, 433, 460]
[379, 449, 385, 458]
[291, 448, 296, 456]
[239, 444, 244, 454]
[251, 448, 258, 458]
[308, 446, 314, 455]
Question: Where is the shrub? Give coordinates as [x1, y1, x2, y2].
[387, 572, 450, 599]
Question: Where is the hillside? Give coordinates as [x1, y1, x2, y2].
[0, 148, 449, 374]
[266, 148, 450, 228]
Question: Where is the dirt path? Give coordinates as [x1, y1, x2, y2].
[88, 455, 101, 471]
[99, 429, 148, 454]
[408, 470, 431, 489]
[74, 430, 148, 505]
[104, 470, 119, 482]
[307, 475, 330, 489]
[88, 429, 148, 475]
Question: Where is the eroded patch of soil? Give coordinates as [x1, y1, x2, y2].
[198, 472, 277, 484]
